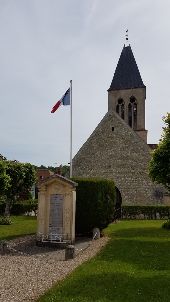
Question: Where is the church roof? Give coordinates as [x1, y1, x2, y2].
[108, 45, 145, 91]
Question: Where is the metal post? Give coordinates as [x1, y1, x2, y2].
[70, 80, 73, 178]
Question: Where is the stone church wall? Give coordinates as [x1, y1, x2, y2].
[73, 111, 164, 206]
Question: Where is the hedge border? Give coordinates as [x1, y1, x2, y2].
[122, 205, 170, 219]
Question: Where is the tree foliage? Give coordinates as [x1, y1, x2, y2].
[149, 113, 170, 191]
[5, 161, 36, 201]
[0, 154, 7, 161]
[0, 158, 36, 215]
[0, 161, 11, 196]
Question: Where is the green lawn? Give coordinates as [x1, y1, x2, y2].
[0, 216, 37, 240]
[37, 220, 170, 302]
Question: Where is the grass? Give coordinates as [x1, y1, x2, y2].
[0, 215, 37, 240]
[37, 220, 170, 302]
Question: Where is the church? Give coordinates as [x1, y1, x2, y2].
[72, 43, 166, 206]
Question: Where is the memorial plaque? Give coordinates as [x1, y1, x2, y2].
[49, 194, 64, 234]
[37, 175, 76, 244]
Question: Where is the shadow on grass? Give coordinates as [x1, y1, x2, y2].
[38, 271, 170, 302]
[38, 225, 170, 302]
[97, 238, 170, 271]
[2, 219, 167, 302]
[97, 227, 170, 271]
[107, 226, 170, 240]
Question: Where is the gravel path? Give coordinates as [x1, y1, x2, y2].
[0, 236, 109, 302]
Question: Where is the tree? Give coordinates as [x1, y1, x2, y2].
[0, 154, 7, 161]
[0, 161, 11, 197]
[61, 165, 70, 177]
[149, 113, 170, 191]
[0, 160, 36, 216]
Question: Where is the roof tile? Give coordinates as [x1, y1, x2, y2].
[108, 45, 145, 91]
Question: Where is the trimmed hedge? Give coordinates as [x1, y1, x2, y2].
[72, 178, 115, 234]
[0, 199, 38, 216]
[122, 205, 170, 220]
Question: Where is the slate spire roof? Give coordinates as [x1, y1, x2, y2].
[108, 44, 145, 91]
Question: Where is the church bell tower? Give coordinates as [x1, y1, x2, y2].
[108, 44, 147, 142]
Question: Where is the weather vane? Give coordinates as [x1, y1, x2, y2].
[125, 29, 128, 41]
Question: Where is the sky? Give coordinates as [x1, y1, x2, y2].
[0, 0, 170, 167]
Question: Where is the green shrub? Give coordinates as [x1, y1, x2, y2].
[72, 178, 115, 234]
[11, 199, 38, 215]
[10, 202, 26, 215]
[122, 205, 170, 220]
[0, 199, 38, 216]
[162, 220, 170, 229]
[0, 216, 12, 225]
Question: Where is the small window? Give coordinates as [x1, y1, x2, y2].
[128, 103, 132, 127]
[128, 96, 137, 129]
[116, 98, 124, 120]
[112, 127, 114, 131]
[118, 99, 123, 104]
[116, 104, 119, 114]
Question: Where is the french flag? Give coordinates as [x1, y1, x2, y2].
[51, 88, 70, 113]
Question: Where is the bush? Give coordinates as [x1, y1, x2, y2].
[0, 216, 12, 225]
[122, 205, 170, 220]
[10, 202, 27, 215]
[72, 178, 115, 234]
[11, 199, 38, 215]
[162, 220, 170, 229]
[0, 199, 38, 216]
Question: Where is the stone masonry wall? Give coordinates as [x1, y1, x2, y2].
[108, 87, 146, 131]
[73, 111, 164, 205]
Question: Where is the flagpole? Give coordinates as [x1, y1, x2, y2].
[70, 80, 73, 178]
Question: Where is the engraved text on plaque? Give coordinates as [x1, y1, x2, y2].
[49, 194, 64, 234]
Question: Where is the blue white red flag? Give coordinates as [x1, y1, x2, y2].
[51, 88, 70, 113]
